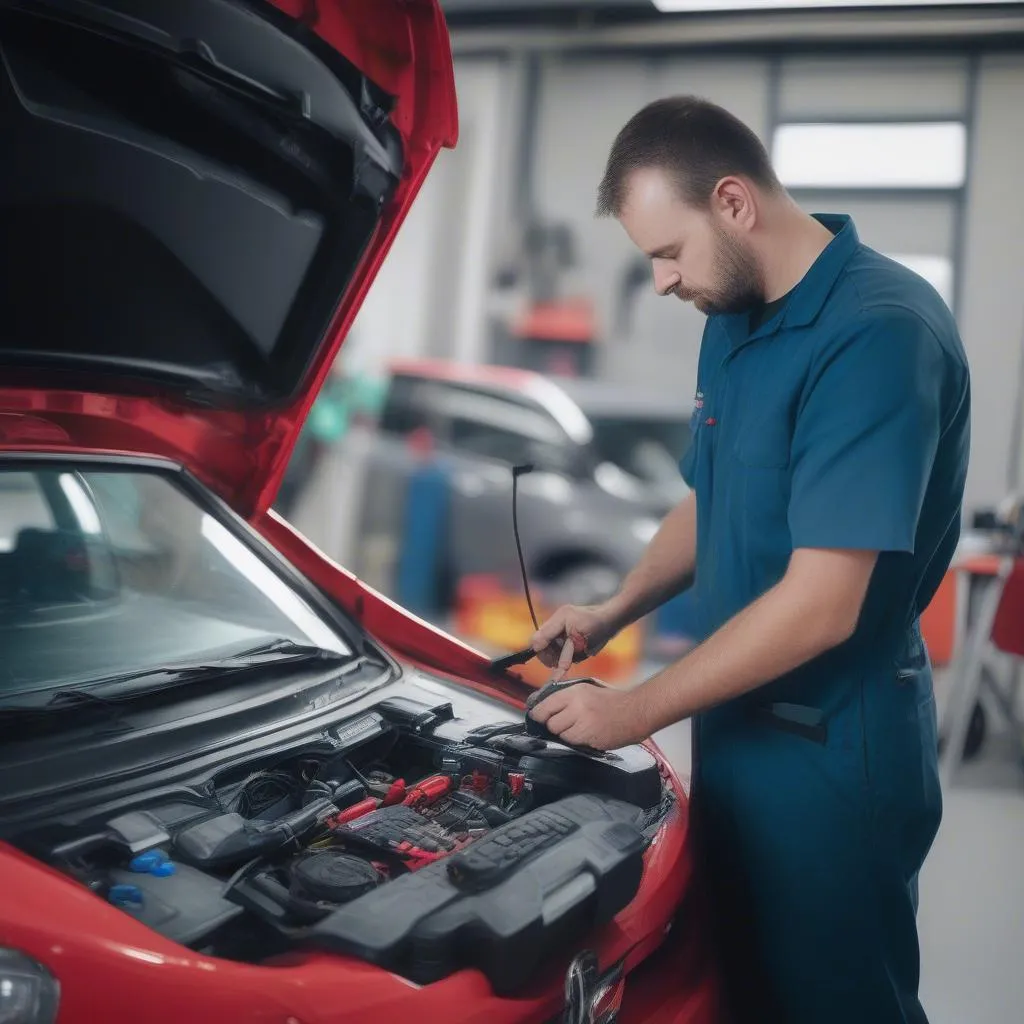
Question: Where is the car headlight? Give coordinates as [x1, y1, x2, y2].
[630, 517, 661, 545]
[0, 950, 59, 1024]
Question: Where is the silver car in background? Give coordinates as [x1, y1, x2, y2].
[349, 360, 692, 609]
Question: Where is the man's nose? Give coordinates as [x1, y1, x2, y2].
[653, 265, 679, 297]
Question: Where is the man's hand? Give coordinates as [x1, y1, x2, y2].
[528, 683, 649, 750]
[530, 603, 618, 680]
[529, 495, 698, 681]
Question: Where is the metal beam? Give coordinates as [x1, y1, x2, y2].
[450, 8, 1024, 55]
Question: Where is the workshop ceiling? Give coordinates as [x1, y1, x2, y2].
[440, 0, 657, 29]
[441, 0, 650, 9]
[441, 1, 1024, 46]
[441, 0, 1024, 7]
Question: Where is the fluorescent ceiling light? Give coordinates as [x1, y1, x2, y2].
[773, 122, 966, 189]
[652, 1, 1010, 11]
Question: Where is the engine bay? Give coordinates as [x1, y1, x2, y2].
[15, 695, 674, 994]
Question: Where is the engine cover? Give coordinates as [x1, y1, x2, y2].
[515, 744, 662, 810]
[308, 793, 647, 995]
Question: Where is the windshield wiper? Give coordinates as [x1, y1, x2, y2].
[74, 638, 353, 695]
[0, 639, 353, 714]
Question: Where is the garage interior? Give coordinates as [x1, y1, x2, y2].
[269, 3, 1024, 1021]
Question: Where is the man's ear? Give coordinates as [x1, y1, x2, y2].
[711, 176, 757, 231]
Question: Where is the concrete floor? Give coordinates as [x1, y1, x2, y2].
[652, 698, 1024, 1024]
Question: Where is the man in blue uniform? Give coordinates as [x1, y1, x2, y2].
[528, 96, 970, 1024]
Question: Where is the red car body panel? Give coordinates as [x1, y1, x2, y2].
[0, 0, 457, 521]
[0, 1, 720, 1019]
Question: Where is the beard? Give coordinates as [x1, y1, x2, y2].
[681, 225, 764, 317]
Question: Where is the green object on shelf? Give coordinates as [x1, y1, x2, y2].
[305, 373, 386, 445]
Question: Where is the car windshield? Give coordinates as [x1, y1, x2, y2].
[0, 466, 351, 701]
[587, 415, 692, 490]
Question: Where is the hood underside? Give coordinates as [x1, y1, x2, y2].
[0, 0, 457, 516]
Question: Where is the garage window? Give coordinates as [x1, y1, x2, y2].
[772, 122, 967, 190]
[770, 76, 969, 315]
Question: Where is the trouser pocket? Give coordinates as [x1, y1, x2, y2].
[750, 702, 828, 745]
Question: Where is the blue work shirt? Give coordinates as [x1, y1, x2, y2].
[681, 213, 971, 716]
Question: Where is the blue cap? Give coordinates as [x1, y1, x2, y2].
[129, 849, 171, 875]
[149, 861, 176, 877]
[108, 884, 144, 908]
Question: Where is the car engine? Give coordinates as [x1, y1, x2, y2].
[17, 695, 674, 994]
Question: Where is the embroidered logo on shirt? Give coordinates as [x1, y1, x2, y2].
[690, 389, 705, 433]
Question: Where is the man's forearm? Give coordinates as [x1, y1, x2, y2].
[632, 548, 876, 735]
[603, 494, 696, 631]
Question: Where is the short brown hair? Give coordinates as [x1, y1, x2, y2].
[596, 95, 781, 217]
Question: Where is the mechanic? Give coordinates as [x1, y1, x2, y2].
[527, 96, 970, 1024]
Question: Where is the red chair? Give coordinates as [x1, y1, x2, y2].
[940, 554, 1024, 786]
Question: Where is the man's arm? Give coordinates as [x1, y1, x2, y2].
[604, 491, 697, 631]
[632, 547, 875, 733]
[530, 493, 696, 670]
[531, 546, 876, 748]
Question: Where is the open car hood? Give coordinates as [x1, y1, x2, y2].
[0, 0, 457, 516]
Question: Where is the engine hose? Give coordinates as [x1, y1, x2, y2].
[449, 789, 512, 826]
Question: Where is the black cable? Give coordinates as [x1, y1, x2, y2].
[231, 771, 301, 818]
[512, 464, 538, 629]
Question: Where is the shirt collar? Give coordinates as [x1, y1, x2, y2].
[716, 213, 860, 346]
[785, 213, 860, 328]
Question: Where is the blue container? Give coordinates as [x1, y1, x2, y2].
[396, 457, 450, 620]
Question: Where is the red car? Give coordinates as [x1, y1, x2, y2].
[0, 1, 720, 1022]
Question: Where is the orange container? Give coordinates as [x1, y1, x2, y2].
[453, 575, 644, 686]
[920, 569, 957, 667]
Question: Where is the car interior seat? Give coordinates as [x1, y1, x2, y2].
[12, 528, 93, 604]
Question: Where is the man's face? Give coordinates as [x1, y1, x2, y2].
[618, 167, 763, 316]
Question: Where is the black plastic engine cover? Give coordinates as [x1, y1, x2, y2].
[307, 793, 647, 994]
[517, 742, 662, 810]
[106, 861, 243, 946]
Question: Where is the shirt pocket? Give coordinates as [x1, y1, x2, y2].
[729, 415, 793, 548]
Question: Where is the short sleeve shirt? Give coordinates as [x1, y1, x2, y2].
[680, 214, 970, 692]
